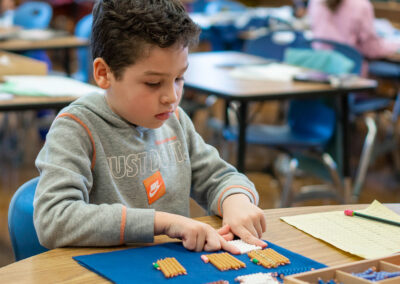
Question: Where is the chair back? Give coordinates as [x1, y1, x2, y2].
[288, 99, 336, 143]
[8, 177, 48, 261]
[74, 13, 93, 82]
[243, 30, 309, 61]
[13, 1, 52, 29]
[192, 0, 208, 12]
[204, 0, 246, 15]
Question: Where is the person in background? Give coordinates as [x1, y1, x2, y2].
[292, 0, 308, 18]
[308, 0, 400, 74]
[33, 0, 266, 253]
[0, 0, 14, 27]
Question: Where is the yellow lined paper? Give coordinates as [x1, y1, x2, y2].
[281, 200, 400, 259]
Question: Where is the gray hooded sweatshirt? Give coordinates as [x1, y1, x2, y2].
[34, 93, 258, 249]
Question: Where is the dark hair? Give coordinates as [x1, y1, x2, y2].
[91, 0, 201, 80]
[325, 0, 342, 12]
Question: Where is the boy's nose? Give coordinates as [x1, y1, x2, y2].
[161, 86, 179, 104]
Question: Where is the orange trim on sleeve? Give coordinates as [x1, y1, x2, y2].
[56, 113, 97, 170]
[217, 185, 257, 216]
[119, 206, 127, 244]
[174, 108, 179, 120]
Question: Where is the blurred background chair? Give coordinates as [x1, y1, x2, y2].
[8, 177, 48, 261]
[13, 1, 52, 29]
[367, 59, 400, 175]
[72, 13, 93, 82]
[285, 38, 398, 202]
[204, 0, 247, 51]
[223, 98, 342, 207]
[242, 29, 308, 61]
[204, 0, 246, 15]
[212, 31, 345, 207]
[13, 1, 53, 69]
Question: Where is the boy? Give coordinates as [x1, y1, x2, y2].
[34, 0, 266, 253]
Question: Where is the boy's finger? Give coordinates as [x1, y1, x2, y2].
[220, 238, 240, 254]
[254, 221, 263, 239]
[183, 237, 197, 251]
[217, 224, 231, 235]
[239, 230, 267, 248]
[220, 232, 234, 241]
[243, 223, 259, 239]
[260, 215, 267, 233]
[195, 232, 206, 252]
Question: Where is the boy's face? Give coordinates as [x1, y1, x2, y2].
[104, 44, 188, 129]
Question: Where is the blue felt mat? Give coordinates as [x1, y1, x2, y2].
[73, 241, 326, 283]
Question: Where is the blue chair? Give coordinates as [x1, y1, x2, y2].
[191, 0, 208, 13]
[242, 30, 308, 62]
[218, 31, 344, 206]
[13, 1, 53, 69]
[203, 0, 247, 51]
[287, 38, 393, 201]
[204, 0, 246, 15]
[13, 1, 52, 29]
[367, 60, 400, 181]
[8, 177, 48, 261]
[73, 13, 93, 82]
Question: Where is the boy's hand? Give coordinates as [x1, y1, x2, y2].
[154, 212, 240, 254]
[221, 194, 267, 248]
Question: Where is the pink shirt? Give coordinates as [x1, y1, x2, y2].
[308, 0, 399, 59]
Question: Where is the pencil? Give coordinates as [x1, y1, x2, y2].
[344, 209, 400, 227]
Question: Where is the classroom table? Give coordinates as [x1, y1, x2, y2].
[0, 96, 77, 112]
[0, 51, 47, 77]
[0, 35, 88, 52]
[184, 51, 377, 191]
[0, 32, 89, 76]
[0, 203, 398, 283]
[0, 51, 77, 111]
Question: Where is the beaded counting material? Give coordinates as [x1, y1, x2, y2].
[203, 252, 246, 271]
[352, 267, 400, 282]
[248, 248, 290, 268]
[235, 272, 280, 284]
[153, 257, 187, 278]
[317, 278, 342, 284]
[228, 240, 262, 254]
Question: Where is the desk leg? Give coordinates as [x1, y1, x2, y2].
[63, 48, 71, 77]
[340, 94, 351, 202]
[237, 101, 248, 173]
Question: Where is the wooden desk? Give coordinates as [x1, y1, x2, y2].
[0, 51, 77, 111]
[0, 204, 398, 283]
[0, 96, 77, 111]
[0, 34, 89, 76]
[0, 51, 47, 77]
[184, 51, 377, 187]
[0, 36, 88, 52]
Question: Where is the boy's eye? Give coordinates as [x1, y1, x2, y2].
[176, 77, 184, 83]
[145, 82, 160, 87]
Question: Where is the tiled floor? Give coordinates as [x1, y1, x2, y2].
[1, 103, 399, 268]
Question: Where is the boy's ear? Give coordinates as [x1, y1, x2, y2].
[93, 58, 112, 89]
